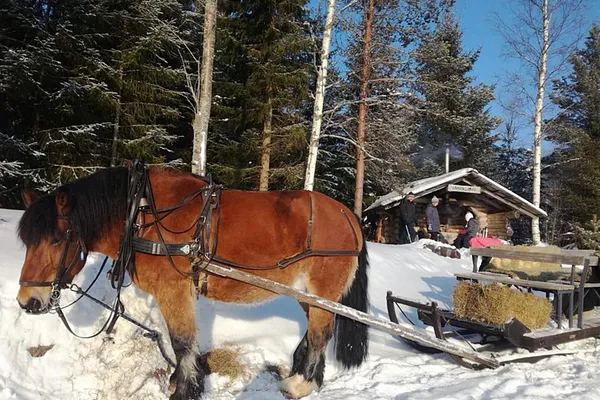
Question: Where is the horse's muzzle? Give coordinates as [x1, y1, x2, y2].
[17, 298, 48, 315]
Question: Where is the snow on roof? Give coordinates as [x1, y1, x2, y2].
[365, 168, 547, 218]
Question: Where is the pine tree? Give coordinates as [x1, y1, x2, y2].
[493, 119, 533, 200]
[316, 0, 452, 208]
[548, 24, 600, 224]
[412, 12, 500, 177]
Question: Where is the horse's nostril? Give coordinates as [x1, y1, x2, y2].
[24, 298, 42, 313]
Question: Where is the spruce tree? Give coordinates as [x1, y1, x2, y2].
[411, 12, 500, 177]
[548, 24, 600, 224]
[209, 0, 313, 191]
[0, 0, 191, 201]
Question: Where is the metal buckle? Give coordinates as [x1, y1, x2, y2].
[49, 283, 62, 310]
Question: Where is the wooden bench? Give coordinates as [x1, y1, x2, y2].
[454, 272, 575, 291]
[470, 247, 598, 270]
[466, 247, 600, 329]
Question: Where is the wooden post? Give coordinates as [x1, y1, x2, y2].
[204, 263, 500, 368]
[375, 216, 384, 243]
[578, 259, 590, 329]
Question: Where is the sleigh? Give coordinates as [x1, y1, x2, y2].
[386, 247, 600, 368]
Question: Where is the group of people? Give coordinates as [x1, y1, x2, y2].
[398, 193, 479, 249]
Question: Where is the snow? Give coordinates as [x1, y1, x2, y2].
[2, 208, 600, 399]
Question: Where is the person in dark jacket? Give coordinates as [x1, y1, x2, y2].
[426, 196, 441, 241]
[453, 212, 479, 249]
[399, 192, 417, 244]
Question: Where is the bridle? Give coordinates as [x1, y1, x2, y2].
[17, 211, 176, 366]
[18, 215, 88, 312]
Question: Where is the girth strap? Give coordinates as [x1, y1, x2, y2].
[131, 234, 360, 270]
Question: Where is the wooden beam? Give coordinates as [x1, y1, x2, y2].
[455, 272, 575, 291]
[470, 247, 599, 266]
[204, 263, 500, 368]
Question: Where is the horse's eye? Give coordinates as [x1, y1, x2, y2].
[51, 237, 65, 246]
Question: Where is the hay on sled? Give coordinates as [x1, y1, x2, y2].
[452, 281, 552, 329]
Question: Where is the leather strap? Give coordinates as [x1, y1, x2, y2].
[132, 237, 194, 256]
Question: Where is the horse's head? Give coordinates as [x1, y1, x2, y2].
[16, 189, 88, 314]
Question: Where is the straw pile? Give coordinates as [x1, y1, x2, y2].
[453, 281, 552, 329]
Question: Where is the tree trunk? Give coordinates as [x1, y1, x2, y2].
[353, 0, 375, 215]
[532, 0, 550, 245]
[191, 0, 218, 176]
[304, 0, 336, 191]
[111, 64, 124, 167]
[259, 92, 273, 191]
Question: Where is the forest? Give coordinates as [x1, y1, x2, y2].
[1, 0, 599, 247]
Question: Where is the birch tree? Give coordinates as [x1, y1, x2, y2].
[191, 0, 218, 176]
[304, 0, 336, 191]
[495, 0, 587, 244]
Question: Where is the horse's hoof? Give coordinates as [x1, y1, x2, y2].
[169, 380, 204, 400]
[280, 375, 317, 399]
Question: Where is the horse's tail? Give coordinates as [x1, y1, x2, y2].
[335, 229, 369, 368]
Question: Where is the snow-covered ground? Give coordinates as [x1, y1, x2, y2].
[2, 208, 600, 399]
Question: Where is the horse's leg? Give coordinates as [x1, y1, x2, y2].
[281, 306, 334, 399]
[152, 284, 205, 400]
[291, 303, 309, 376]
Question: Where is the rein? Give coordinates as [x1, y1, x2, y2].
[18, 202, 176, 367]
[19, 160, 360, 370]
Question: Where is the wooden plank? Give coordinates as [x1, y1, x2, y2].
[204, 263, 500, 369]
[455, 272, 575, 291]
[547, 280, 600, 288]
[470, 247, 598, 266]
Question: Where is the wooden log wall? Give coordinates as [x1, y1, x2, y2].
[378, 202, 517, 242]
[486, 211, 513, 239]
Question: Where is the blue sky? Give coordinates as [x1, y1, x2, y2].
[310, 0, 600, 152]
[454, 0, 600, 150]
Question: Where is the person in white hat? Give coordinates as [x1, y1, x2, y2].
[454, 211, 479, 249]
[426, 196, 440, 241]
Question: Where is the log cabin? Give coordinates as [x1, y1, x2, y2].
[364, 168, 547, 244]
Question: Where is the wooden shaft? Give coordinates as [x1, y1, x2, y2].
[204, 264, 500, 368]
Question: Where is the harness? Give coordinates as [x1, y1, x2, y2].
[116, 161, 361, 298]
[18, 160, 360, 368]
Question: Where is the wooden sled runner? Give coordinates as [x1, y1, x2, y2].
[387, 247, 600, 368]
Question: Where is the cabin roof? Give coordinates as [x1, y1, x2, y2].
[364, 168, 547, 218]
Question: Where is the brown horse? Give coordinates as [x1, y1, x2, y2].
[15, 165, 369, 400]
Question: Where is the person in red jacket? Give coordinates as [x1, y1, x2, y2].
[453, 212, 479, 249]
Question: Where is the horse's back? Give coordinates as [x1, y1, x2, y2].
[216, 189, 361, 265]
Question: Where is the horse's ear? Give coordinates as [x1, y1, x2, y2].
[21, 190, 39, 208]
[55, 189, 71, 216]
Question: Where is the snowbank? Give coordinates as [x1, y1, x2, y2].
[2, 208, 600, 399]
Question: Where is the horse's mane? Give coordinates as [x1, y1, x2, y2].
[19, 167, 129, 247]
